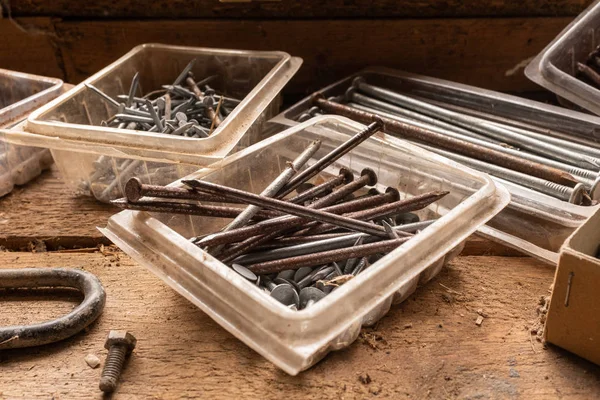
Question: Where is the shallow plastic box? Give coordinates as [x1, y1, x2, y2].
[4, 43, 301, 202]
[101, 116, 509, 375]
[526, 0, 600, 114]
[269, 67, 600, 265]
[0, 69, 63, 196]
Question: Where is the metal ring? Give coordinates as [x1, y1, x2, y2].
[0, 268, 106, 349]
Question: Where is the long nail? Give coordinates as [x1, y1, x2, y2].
[276, 119, 383, 198]
[222, 140, 321, 232]
[195, 185, 400, 249]
[247, 237, 411, 275]
[182, 180, 389, 238]
[287, 168, 354, 204]
[124, 177, 238, 203]
[312, 95, 580, 188]
[111, 198, 280, 219]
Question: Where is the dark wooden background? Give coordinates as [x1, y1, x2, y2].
[0, 1, 593, 98]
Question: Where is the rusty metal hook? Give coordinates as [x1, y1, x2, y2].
[0, 268, 106, 349]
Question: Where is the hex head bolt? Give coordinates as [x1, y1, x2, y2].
[312, 94, 580, 188]
[99, 330, 137, 393]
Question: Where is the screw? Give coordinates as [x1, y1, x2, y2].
[99, 330, 137, 393]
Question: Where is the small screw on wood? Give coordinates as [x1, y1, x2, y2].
[99, 330, 137, 393]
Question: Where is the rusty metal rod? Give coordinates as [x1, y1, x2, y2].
[277, 119, 383, 197]
[297, 190, 447, 236]
[196, 185, 399, 250]
[247, 237, 411, 274]
[217, 189, 403, 262]
[287, 168, 354, 204]
[312, 95, 580, 188]
[111, 199, 279, 219]
[124, 178, 238, 203]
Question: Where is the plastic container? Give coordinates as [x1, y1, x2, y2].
[3, 43, 301, 202]
[526, 0, 600, 114]
[101, 116, 510, 375]
[269, 67, 600, 265]
[0, 69, 63, 196]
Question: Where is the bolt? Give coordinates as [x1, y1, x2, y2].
[99, 330, 137, 393]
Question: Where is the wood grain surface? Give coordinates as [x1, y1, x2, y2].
[54, 17, 571, 94]
[5, 0, 594, 19]
[0, 16, 575, 95]
[1, 252, 598, 399]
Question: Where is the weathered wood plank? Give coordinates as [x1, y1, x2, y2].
[0, 168, 115, 250]
[55, 17, 571, 95]
[7, 0, 594, 19]
[0, 18, 64, 80]
[0, 167, 518, 256]
[1, 252, 597, 399]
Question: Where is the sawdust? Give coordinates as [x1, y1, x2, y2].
[529, 294, 550, 343]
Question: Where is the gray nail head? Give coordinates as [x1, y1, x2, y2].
[270, 284, 300, 307]
[232, 264, 258, 282]
[294, 266, 313, 282]
[299, 287, 326, 309]
[277, 269, 296, 281]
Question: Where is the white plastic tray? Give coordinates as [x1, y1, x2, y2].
[3, 44, 301, 202]
[101, 116, 510, 375]
[269, 67, 600, 265]
[0, 69, 63, 196]
[526, 0, 600, 114]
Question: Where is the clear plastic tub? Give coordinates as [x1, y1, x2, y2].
[269, 67, 600, 265]
[0, 69, 63, 196]
[100, 116, 510, 375]
[526, 0, 600, 114]
[3, 43, 301, 202]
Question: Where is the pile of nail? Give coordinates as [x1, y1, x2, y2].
[86, 58, 241, 138]
[298, 77, 600, 206]
[112, 121, 447, 310]
[576, 45, 600, 90]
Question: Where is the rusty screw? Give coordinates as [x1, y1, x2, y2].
[99, 330, 137, 393]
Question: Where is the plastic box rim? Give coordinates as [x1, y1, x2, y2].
[101, 115, 511, 375]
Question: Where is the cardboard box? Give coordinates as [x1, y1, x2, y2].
[545, 208, 600, 365]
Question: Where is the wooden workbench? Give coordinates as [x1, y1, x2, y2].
[1, 167, 599, 399]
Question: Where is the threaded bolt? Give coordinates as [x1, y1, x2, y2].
[99, 330, 137, 393]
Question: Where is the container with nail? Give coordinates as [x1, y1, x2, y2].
[4, 43, 301, 202]
[268, 66, 600, 265]
[0, 69, 63, 196]
[526, 0, 600, 114]
[101, 116, 509, 375]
